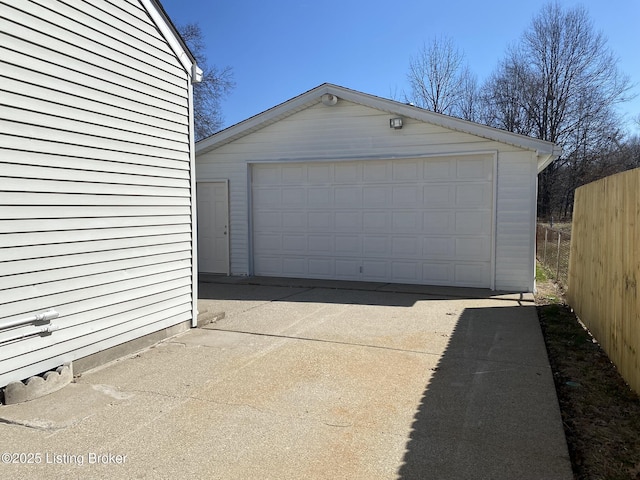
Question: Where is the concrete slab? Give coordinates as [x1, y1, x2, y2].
[0, 281, 572, 480]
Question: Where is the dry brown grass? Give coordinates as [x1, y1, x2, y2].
[535, 270, 640, 479]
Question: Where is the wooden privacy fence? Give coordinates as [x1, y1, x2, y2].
[567, 167, 640, 394]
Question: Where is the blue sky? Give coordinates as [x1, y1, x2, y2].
[160, 0, 640, 135]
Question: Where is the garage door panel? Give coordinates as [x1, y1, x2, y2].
[423, 237, 455, 259]
[392, 236, 419, 257]
[281, 165, 304, 183]
[363, 186, 390, 205]
[255, 233, 281, 252]
[455, 237, 491, 260]
[334, 163, 360, 182]
[363, 162, 389, 181]
[455, 183, 492, 206]
[282, 187, 305, 206]
[282, 257, 306, 275]
[283, 234, 306, 252]
[423, 263, 453, 284]
[309, 258, 333, 276]
[363, 236, 388, 256]
[308, 234, 332, 254]
[454, 211, 491, 234]
[335, 235, 361, 255]
[255, 211, 282, 229]
[282, 212, 306, 229]
[335, 259, 360, 278]
[253, 165, 281, 184]
[254, 256, 281, 275]
[335, 211, 361, 231]
[424, 160, 452, 180]
[362, 260, 388, 281]
[393, 211, 420, 232]
[335, 186, 362, 207]
[454, 263, 489, 286]
[393, 160, 421, 181]
[392, 185, 421, 205]
[308, 164, 331, 182]
[252, 156, 493, 287]
[307, 211, 330, 230]
[363, 211, 390, 231]
[456, 158, 492, 179]
[392, 261, 419, 282]
[253, 188, 281, 207]
[308, 187, 331, 205]
[423, 211, 453, 233]
[423, 185, 453, 205]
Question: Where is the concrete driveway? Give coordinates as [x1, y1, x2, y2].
[0, 278, 572, 479]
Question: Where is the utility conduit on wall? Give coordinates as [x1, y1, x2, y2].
[0, 309, 59, 344]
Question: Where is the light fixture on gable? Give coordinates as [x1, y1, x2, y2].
[389, 117, 403, 129]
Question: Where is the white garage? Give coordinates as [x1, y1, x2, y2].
[196, 84, 560, 292]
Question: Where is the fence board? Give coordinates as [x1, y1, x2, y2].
[567, 167, 640, 393]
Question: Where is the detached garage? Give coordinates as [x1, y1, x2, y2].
[196, 84, 560, 292]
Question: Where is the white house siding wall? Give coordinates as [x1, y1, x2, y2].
[197, 100, 537, 291]
[494, 150, 539, 290]
[0, 0, 194, 387]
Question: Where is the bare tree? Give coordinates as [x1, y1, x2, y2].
[457, 67, 480, 122]
[406, 36, 467, 115]
[481, 3, 633, 218]
[178, 23, 235, 141]
[480, 59, 536, 135]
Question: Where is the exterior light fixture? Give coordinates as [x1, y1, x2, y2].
[390, 117, 403, 129]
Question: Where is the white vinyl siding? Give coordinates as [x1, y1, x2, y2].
[0, 0, 193, 386]
[197, 100, 538, 291]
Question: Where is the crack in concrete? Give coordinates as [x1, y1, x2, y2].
[201, 328, 552, 370]
[218, 287, 316, 319]
[0, 413, 94, 432]
[204, 327, 445, 357]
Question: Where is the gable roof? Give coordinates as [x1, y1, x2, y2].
[141, 0, 202, 83]
[196, 83, 561, 173]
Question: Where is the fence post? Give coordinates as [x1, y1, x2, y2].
[556, 233, 562, 280]
[543, 228, 548, 264]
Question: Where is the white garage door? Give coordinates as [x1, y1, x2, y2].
[251, 156, 494, 287]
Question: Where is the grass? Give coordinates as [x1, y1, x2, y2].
[539, 221, 573, 235]
[536, 263, 549, 282]
[535, 268, 640, 479]
[536, 222, 572, 285]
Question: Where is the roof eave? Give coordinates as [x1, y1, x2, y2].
[140, 0, 202, 83]
[537, 145, 563, 174]
[332, 85, 560, 155]
[197, 85, 332, 154]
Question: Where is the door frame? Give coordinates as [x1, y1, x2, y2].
[196, 179, 230, 275]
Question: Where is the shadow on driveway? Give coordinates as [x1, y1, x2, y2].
[397, 306, 572, 479]
[199, 275, 528, 308]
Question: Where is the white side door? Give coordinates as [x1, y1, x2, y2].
[197, 181, 229, 274]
